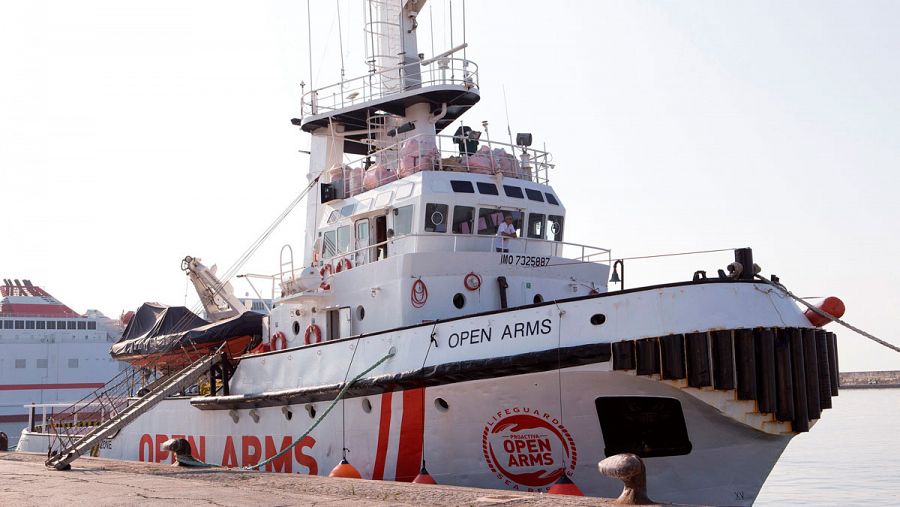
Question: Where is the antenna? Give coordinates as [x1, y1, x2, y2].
[503, 85, 514, 146]
[306, 0, 314, 91]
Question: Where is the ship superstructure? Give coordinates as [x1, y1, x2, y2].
[18, 2, 843, 505]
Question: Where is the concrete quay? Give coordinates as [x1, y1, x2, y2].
[0, 452, 667, 506]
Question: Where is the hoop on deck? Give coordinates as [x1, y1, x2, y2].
[464, 272, 482, 291]
[304, 323, 322, 345]
[411, 279, 428, 308]
[270, 331, 287, 351]
[320, 264, 334, 290]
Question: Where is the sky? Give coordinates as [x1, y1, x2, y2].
[1, 1, 898, 371]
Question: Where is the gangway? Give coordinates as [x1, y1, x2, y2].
[44, 348, 224, 470]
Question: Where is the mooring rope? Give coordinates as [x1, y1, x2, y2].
[755, 274, 900, 354]
[175, 348, 396, 469]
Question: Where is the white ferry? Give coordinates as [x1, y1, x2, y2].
[20, 2, 844, 505]
[0, 279, 124, 448]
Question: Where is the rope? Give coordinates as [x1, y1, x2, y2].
[176, 348, 396, 470]
[755, 274, 900, 354]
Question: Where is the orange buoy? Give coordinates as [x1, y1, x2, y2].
[329, 458, 362, 479]
[413, 461, 437, 484]
[804, 296, 846, 327]
[548, 473, 584, 496]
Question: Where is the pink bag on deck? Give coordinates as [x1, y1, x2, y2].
[347, 166, 364, 195]
[463, 145, 494, 174]
[398, 138, 439, 178]
[363, 163, 397, 191]
[491, 148, 520, 178]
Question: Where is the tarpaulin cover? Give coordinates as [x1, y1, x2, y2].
[110, 302, 262, 359]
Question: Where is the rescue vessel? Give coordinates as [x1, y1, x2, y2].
[19, 2, 845, 505]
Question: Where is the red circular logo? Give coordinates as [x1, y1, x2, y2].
[482, 407, 577, 491]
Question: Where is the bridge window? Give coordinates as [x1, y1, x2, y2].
[477, 208, 501, 235]
[87, 321, 97, 330]
[393, 205, 414, 236]
[452, 206, 475, 234]
[57, 321, 67, 330]
[26, 320, 35, 329]
[46, 321, 56, 330]
[326, 209, 341, 224]
[527, 213, 546, 239]
[548, 215, 564, 241]
[525, 188, 544, 202]
[36, 321, 46, 330]
[476, 182, 498, 195]
[15, 359, 25, 368]
[424, 203, 448, 233]
[450, 180, 475, 193]
[503, 185, 524, 198]
[322, 230, 337, 259]
[336, 225, 352, 254]
[2, 320, 12, 329]
[340, 203, 356, 217]
[15, 320, 24, 329]
[545, 193, 560, 205]
[77, 321, 87, 330]
[37, 358, 48, 369]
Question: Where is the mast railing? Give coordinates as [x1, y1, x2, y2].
[301, 57, 478, 118]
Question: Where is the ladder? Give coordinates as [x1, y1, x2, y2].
[45, 351, 221, 470]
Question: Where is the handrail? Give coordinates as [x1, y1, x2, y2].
[302, 57, 478, 118]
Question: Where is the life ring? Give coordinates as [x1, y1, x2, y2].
[411, 279, 428, 308]
[464, 272, 482, 291]
[319, 263, 333, 290]
[304, 323, 322, 345]
[335, 258, 352, 272]
[269, 331, 287, 351]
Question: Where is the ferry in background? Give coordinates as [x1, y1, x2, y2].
[0, 279, 124, 447]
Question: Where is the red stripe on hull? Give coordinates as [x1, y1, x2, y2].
[0, 383, 105, 391]
[371, 391, 393, 480]
[0, 414, 29, 423]
[395, 387, 425, 482]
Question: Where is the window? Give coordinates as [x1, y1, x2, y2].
[36, 321, 46, 330]
[393, 205, 414, 236]
[322, 230, 337, 259]
[525, 188, 545, 202]
[67, 321, 76, 330]
[478, 209, 521, 235]
[503, 185, 524, 198]
[15, 359, 25, 368]
[545, 193, 560, 205]
[452, 206, 475, 234]
[450, 180, 475, 193]
[340, 203, 356, 217]
[594, 396, 692, 458]
[68, 358, 79, 368]
[46, 321, 56, 330]
[424, 203, 448, 233]
[26, 320, 35, 329]
[37, 358, 48, 369]
[15, 320, 24, 329]
[336, 225, 352, 254]
[56, 321, 66, 330]
[527, 213, 546, 239]
[476, 182, 498, 195]
[3, 320, 12, 329]
[548, 215, 564, 241]
[87, 321, 96, 330]
[77, 321, 87, 330]
[355, 219, 371, 265]
[326, 209, 341, 224]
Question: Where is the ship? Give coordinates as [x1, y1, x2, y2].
[0, 279, 124, 448]
[18, 2, 845, 505]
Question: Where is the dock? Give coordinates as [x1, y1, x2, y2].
[0, 452, 665, 506]
[839, 370, 900, 389]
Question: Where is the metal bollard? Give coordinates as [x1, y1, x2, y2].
[598, 453, 654, 505]
[0, 431, 8, 451]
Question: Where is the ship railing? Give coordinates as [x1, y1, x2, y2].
[279, 233, 609, 295]
[324, 133, 554, 200]
[22, 402, 107, 435]
[302, 57, 479, 118]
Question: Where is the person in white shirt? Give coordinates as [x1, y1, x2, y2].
[495, 215, 517, 252]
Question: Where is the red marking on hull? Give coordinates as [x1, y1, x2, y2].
[395, 388, 425, 482]
[0, 383, 105, 391]
[372, 391, 393, 480]
[0, 414, 29, 423]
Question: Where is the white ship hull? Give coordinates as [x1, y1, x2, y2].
[20, 280, 829, 506]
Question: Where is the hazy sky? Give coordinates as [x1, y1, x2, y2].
[1, 1, 898, 371]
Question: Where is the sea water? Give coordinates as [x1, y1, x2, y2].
[756, 388, 900, 506]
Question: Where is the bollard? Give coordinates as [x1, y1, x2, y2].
[598, 453, 654, 505]
[0, 431, 8, 451]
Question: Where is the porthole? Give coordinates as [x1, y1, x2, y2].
[306, 404, 316, 419]
[283, 408, 293, 421]
[591, 314, 606, 325]
[533, 294, 544, 304]
[362, 398, 372, 413]
[357, 305, 366, 321]
[452, 293, 466, 309]
[292, 321, 301, 335]
[431, 211, 445, 226]
[434, 397, 449, 412]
